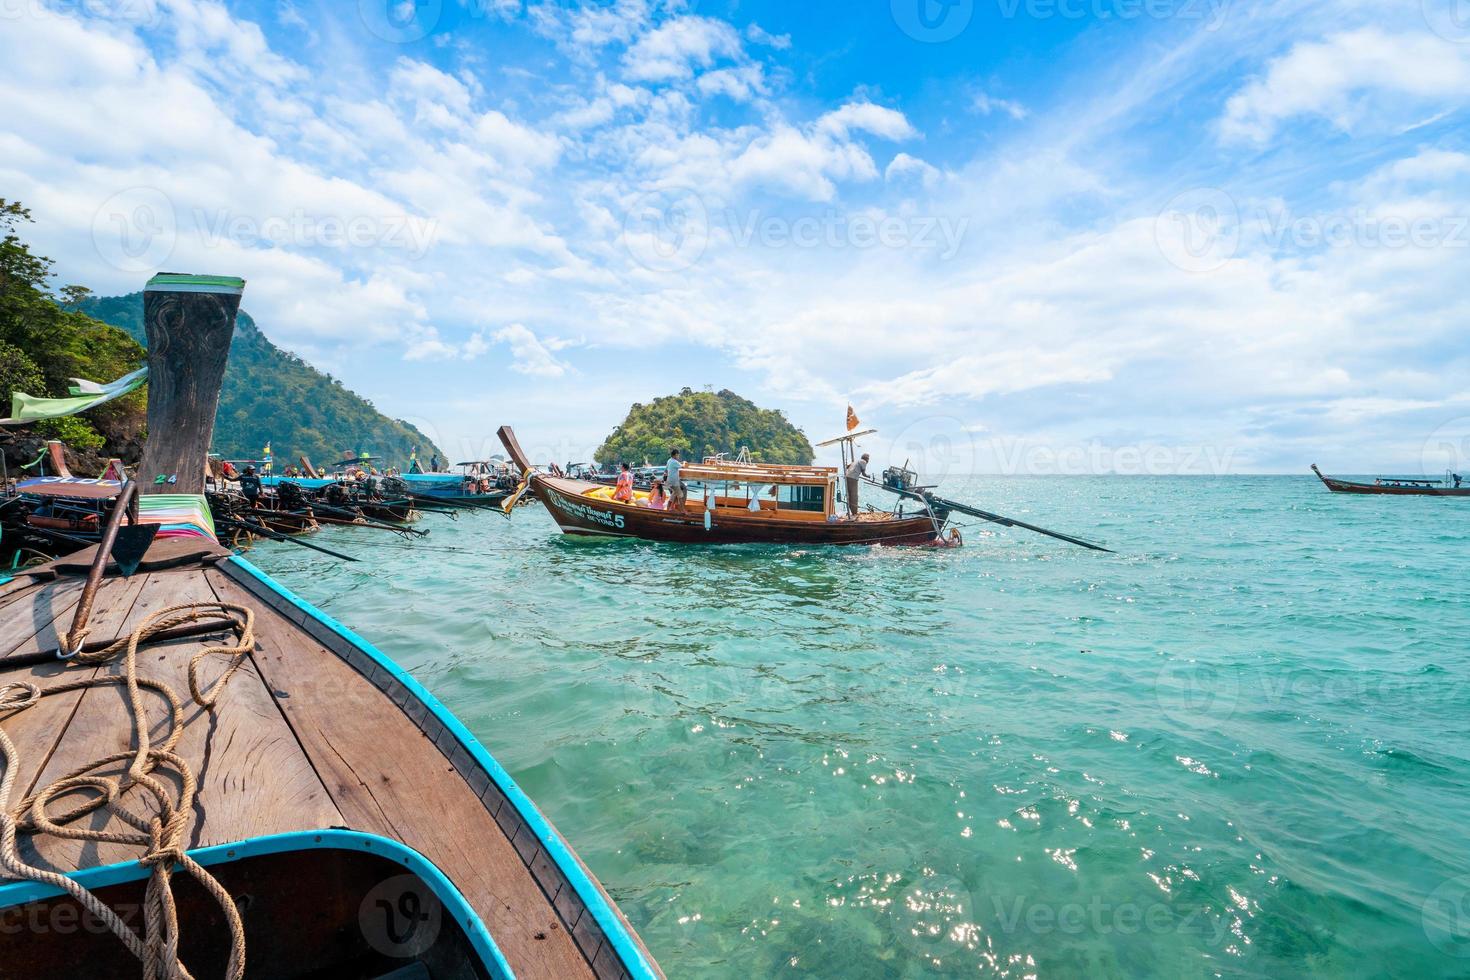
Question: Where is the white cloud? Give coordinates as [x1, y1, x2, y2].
[494, 323, 572, 376]
[727, 103, 918, 200]
[1219, 29, 1470, 144]
[389, 58, 478, 129]
[403, 330, 460, 361]
[971, 92, 1028, 120]
[815, 102, 916, 141]
[528, 0, 653, 55]
[745, 24, 791, 50]
[696, 65, 765, 102]
[462, 329, 491, 359]
[621, 16, 743, 82]
[885, 152, 942, 188]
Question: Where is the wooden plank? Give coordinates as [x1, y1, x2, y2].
[0, 577, 87, 659]
[0, 574, 147, 812]
[0, 574, 46, 610]
[19, 567, 342, 872]
[205, 566, 595, 980]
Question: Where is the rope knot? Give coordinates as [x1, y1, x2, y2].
[140, 845, 187, 872]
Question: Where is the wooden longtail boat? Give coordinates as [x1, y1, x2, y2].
[497, 426, 942, 546]
[1311, 464, 1470, 496]
[0, 275, 659, 979]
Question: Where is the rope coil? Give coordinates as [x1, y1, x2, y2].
[1, 601, 256, 979]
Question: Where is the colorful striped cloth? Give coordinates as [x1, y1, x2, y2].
[137, 493, 217, 542]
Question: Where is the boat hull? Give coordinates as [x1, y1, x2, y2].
[534, 476, 939, 545]
[1311, 465, 1470, 496]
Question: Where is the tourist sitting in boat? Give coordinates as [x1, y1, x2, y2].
[614, 462, 635, 502]
[643, 479, 669, 510]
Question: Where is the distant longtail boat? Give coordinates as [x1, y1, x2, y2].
[1311, 464, 1470, 496]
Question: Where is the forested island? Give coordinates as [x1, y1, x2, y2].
[595, 388, 814, 466]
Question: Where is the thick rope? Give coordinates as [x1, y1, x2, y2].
[0, 601, 256, 979]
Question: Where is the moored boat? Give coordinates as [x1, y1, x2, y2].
[1311, 464, 1470, 496]
[0, 273, 660, 979]
[498, 425, 1113, 552]
[498, 426, 946, 546]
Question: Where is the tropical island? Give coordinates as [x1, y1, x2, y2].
[595, 388, 814, 466]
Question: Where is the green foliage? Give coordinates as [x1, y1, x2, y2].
[37, 415, 105, 452]
[596, 388, 814, 466]
[83, 293, 445, 467]
[0, 200, 146, 446]
[0, 340, 43, 408]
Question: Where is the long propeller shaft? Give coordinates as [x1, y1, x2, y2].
[863, 477, 1113, 553]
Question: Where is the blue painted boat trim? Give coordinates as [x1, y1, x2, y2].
[0, 829, 514, 980]
[225, 554, 657, 979]
[260, 476, 333, 489]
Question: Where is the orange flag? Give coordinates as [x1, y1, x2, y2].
[846, 404, 860, 432]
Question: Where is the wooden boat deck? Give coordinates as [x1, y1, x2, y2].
[0, 545, 653, 979]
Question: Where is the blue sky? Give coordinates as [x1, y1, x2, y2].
[3, 0, 1469, 473]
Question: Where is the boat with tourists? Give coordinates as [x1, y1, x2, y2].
[1311, 464, 1470, 496]
[0, 273, 660, 979]
[497, 425, 1111, 551]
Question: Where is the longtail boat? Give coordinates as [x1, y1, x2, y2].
[1311, 464, 1470, 496]
[498, 426, 945, 546]
[498, 425, 1114, 551]
[401, 463, 518, 507]
[0, 274, 659, 979]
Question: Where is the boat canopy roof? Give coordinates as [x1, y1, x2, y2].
[16, 476, 122, 500]
[681, 460, 835, 486]
[815, 427, 877, 448]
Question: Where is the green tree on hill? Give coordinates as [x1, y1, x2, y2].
[0, 199, 146, 459]
[596, 388, 814, 466]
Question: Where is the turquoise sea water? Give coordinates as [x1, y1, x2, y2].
[251, 476, 1470, 978]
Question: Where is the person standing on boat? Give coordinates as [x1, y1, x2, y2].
[239, 464, 262, 508]
[666, 448, 685, 509]
[845, 453, 870, 516]
[614, 462, 635, 502]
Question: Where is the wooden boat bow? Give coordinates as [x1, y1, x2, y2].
[2, 280, 662, 979]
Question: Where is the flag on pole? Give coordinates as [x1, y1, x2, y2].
[0, 366, 148, 426]
[846, 404, 860, 432]
[262, 442, 273, 474]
